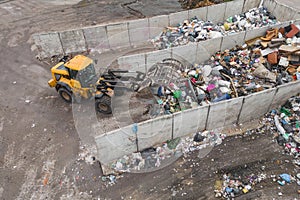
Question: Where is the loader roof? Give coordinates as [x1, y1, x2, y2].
[64, 55, 93, 71]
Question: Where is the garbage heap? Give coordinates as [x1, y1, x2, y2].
[151, 7, 277, 49]
[151, 24, 300, 115]
[214, 173, 267, 198]
[110, 131, 225, 173]
[213, 94, 300, 198]
[270, 94, 300, 167]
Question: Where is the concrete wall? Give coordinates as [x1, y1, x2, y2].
[33, 0, 300, 59]
[137, 115, 173, 151]
[173, 105, 209, 138]
[263, 0, 300, 21]
[206, 97, 244, 130]
[128, 18, 150, 47]
[59, 30, 87, 54]
[270, 81, 300, 110]
[95, 80, 300, 171]
[117, 53, 146, 72]
[118, 20, 296, 69]
[238, 88, 277, 124]
[94, 125, 137, 164]
[32, 32, 64, 58]
[34, 0, 287, 59]
[83, 26, 110, 52]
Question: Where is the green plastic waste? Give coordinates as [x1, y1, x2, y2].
[283, 133, 290, 140]
[173, 90, 182, 99]
[167, 137, 181, 149]
[280, 107, 291, 117]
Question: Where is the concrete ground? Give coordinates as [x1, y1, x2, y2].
[0, 0, 299, 199]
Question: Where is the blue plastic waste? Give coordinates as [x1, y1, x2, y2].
[280, 173, 291, 183]
[225, 187, 233, 193]
[212, 93, 231, 103]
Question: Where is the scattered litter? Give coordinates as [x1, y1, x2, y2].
[214, 172, 267, 198]
[109, 131, 226, 173]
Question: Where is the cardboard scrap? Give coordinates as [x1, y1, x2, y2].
[279, 45, 300, 53]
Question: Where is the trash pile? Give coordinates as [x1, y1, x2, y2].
[150, 23, 300, 114]
[214, 173, 267, 198]
[275, 173, 300, 196]
[101, 174, 118, 186]
[109, 131, 225, 173]
[151, 7, 277, 49]
[269, 94, 300, 167]
[200, 24, 300, 95]
[211, 94, 300, 198]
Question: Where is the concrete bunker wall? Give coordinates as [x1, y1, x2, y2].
[93, 3, 300, 170]
[117, 20, 299, 73]
[32, 0, 300, 59]
[95, 80, 300, 172]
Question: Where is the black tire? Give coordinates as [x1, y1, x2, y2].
[58, 88, 72, 103]
[95, 95, 112, 114]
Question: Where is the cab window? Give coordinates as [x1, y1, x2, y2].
[69, 69, 78, 79]
[54, 73, 61, 81]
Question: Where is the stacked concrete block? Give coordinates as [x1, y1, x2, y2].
[59, 29, 87, 54]
[32, 32, 64, 58]
[273, 2, 297, 21]
[137, 115, 173, 151]
[173, 105, 209, 138]
[169, 10, 189, 26]
[263, 0, 277, 14]
[146, 49, 172, 70]
[221, 31, 246, 51]
[206, 97, 244, 130]
[238, 88, 277, 124]
[149, 15, 169, 39]
[243, 0, 261, 12]
[224, 0, 244, 20]
[172, 43, 197, 64]
[106, 22, 130, 49]
[207, 3, 226, 23]
[196, 37, 222, 63]
[117, 53, 146, 72]
[128, 18, 150, 47]
[83, 26, 110, 52]
[95, 125, 137, 164]
[188, 6, 207, 21]
[270, 80, 300, 110]
[244, 26, 270, 41]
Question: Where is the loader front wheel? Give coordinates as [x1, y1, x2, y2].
[58, 88, 72, 103]
[95, 96, 112, 114]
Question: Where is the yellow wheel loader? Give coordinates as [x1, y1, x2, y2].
[48, 55, 144, 114]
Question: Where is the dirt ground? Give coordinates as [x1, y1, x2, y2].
[0, 0, 299, 199]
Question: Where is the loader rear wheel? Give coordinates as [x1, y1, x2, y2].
[58, 88, 72, 103]
[95, 96, 112, 114]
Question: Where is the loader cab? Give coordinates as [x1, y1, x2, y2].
[48, 55, 97, 89]
[64, 55, 97, 88]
